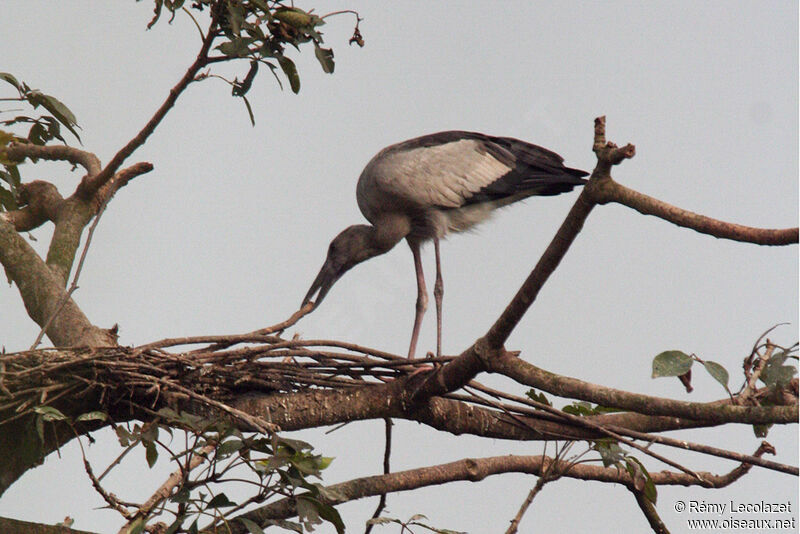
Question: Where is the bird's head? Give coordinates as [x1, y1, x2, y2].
[302, 225, 378, 311]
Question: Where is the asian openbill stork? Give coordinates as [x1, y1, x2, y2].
[302, 131, 588, 359]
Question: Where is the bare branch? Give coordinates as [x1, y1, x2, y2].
[224, 450, 768, 531]
[2, 181, 63, 231]
[92, 162, 154, 211]
[590, 178, 797, 245]
[486, 117, 634, 350]
[4, 142, 101, 176]
[75, 437, 133, 520]
[364, 418, 392, 534]
[75, 17, 219, 200]
[631, 488, 670, 534]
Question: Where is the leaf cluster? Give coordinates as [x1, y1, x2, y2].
[145, 0, 356, 124]
[0, 72, 81, 210]
[651, 340, 798, 438]
[34, 404, 342, 534]
[145, 408, 343, 534]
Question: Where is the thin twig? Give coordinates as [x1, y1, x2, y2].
[365, 418, 392, 534]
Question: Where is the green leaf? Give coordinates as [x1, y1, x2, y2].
[273, 7, 315, 28]
[318, 456, 334, 470]
[702, 361, 730, 392]
[314, 43, 335, 74]
[27, 92, 81, 142]
[296, 496, 322, 530]
[217, 438, 244, 457]
[0, 185, 16, 211]
[277, 56, 301, 94]
[126, 518, 146, 534]
[1, 163, 21, 187]
[34, 406, 68, 421]
[170, 488, 190, 504]
[627, 457, 657, 504]
[526, 389, 551, 406]
[277, 437, 313, 453]
[76, 411, 108, 422]
[145, 440, 158, 468]
[164, 519, 182, 534]
[315, 501, 345, 534]
[760, 351, 797, 387]
[238, 518, 265, 534]
[242, 95, 255, 126]
[0, 72, 21, 91]
[217, 38, 254, 57]
[207, 493, 236, 508]
[226, 2, 245, 36]
[311, 483, 347, 502]
[594, 440, 625, 467]
[233, 61, 259, 97]
[753, 423, 772, 438]
[651, 350, 693, 378]
[35, 415, 45, 443]
[562, 401, 593, 416]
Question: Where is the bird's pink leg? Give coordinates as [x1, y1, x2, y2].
[407, 240, 427, 359]
[433, 237, 443, 359]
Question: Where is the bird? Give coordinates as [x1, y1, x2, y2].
[302, 130, 588, 359]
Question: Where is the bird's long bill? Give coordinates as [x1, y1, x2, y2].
[301, 261, 340, 311]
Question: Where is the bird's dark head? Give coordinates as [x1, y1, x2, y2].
[302, 225, 378, 311]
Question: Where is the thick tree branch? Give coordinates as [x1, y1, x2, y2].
[223, 449, 765, 531]
[2, 180, 63, 231]
[490, 351, 797, 425]
[0, 216, 114, 347]
[590, 177, 798, 245]
[486, 116, 634, 350]
[0, 517, 98, 534]
[45, 196, 95, 285]
[92, 162, 154, 211]
[4, 142, 101, 176]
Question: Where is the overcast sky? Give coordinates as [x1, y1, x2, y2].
[0, 2, 797, 533]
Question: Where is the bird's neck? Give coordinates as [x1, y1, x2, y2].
[369, 213, 411, 254]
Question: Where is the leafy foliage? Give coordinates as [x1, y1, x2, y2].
[33, 405, 341, 533]
[0, 72, 82, 210]
[144, 0, 363, 109]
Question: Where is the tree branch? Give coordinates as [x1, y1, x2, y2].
[631, 488, 670, 534]
[486, 116, 634, 350]
[490, 350, 797, 425]
[0, 516, 98, 534]
[590, 177, 798, 245]
[75, 16, 219, 200]
[222, 449, 766, 531]
[119, 444, 215, 534]
[0, 216, 114, 347]
[4, 142, 101, 176]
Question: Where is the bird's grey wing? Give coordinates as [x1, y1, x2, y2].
[366, 138, 514, 209]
